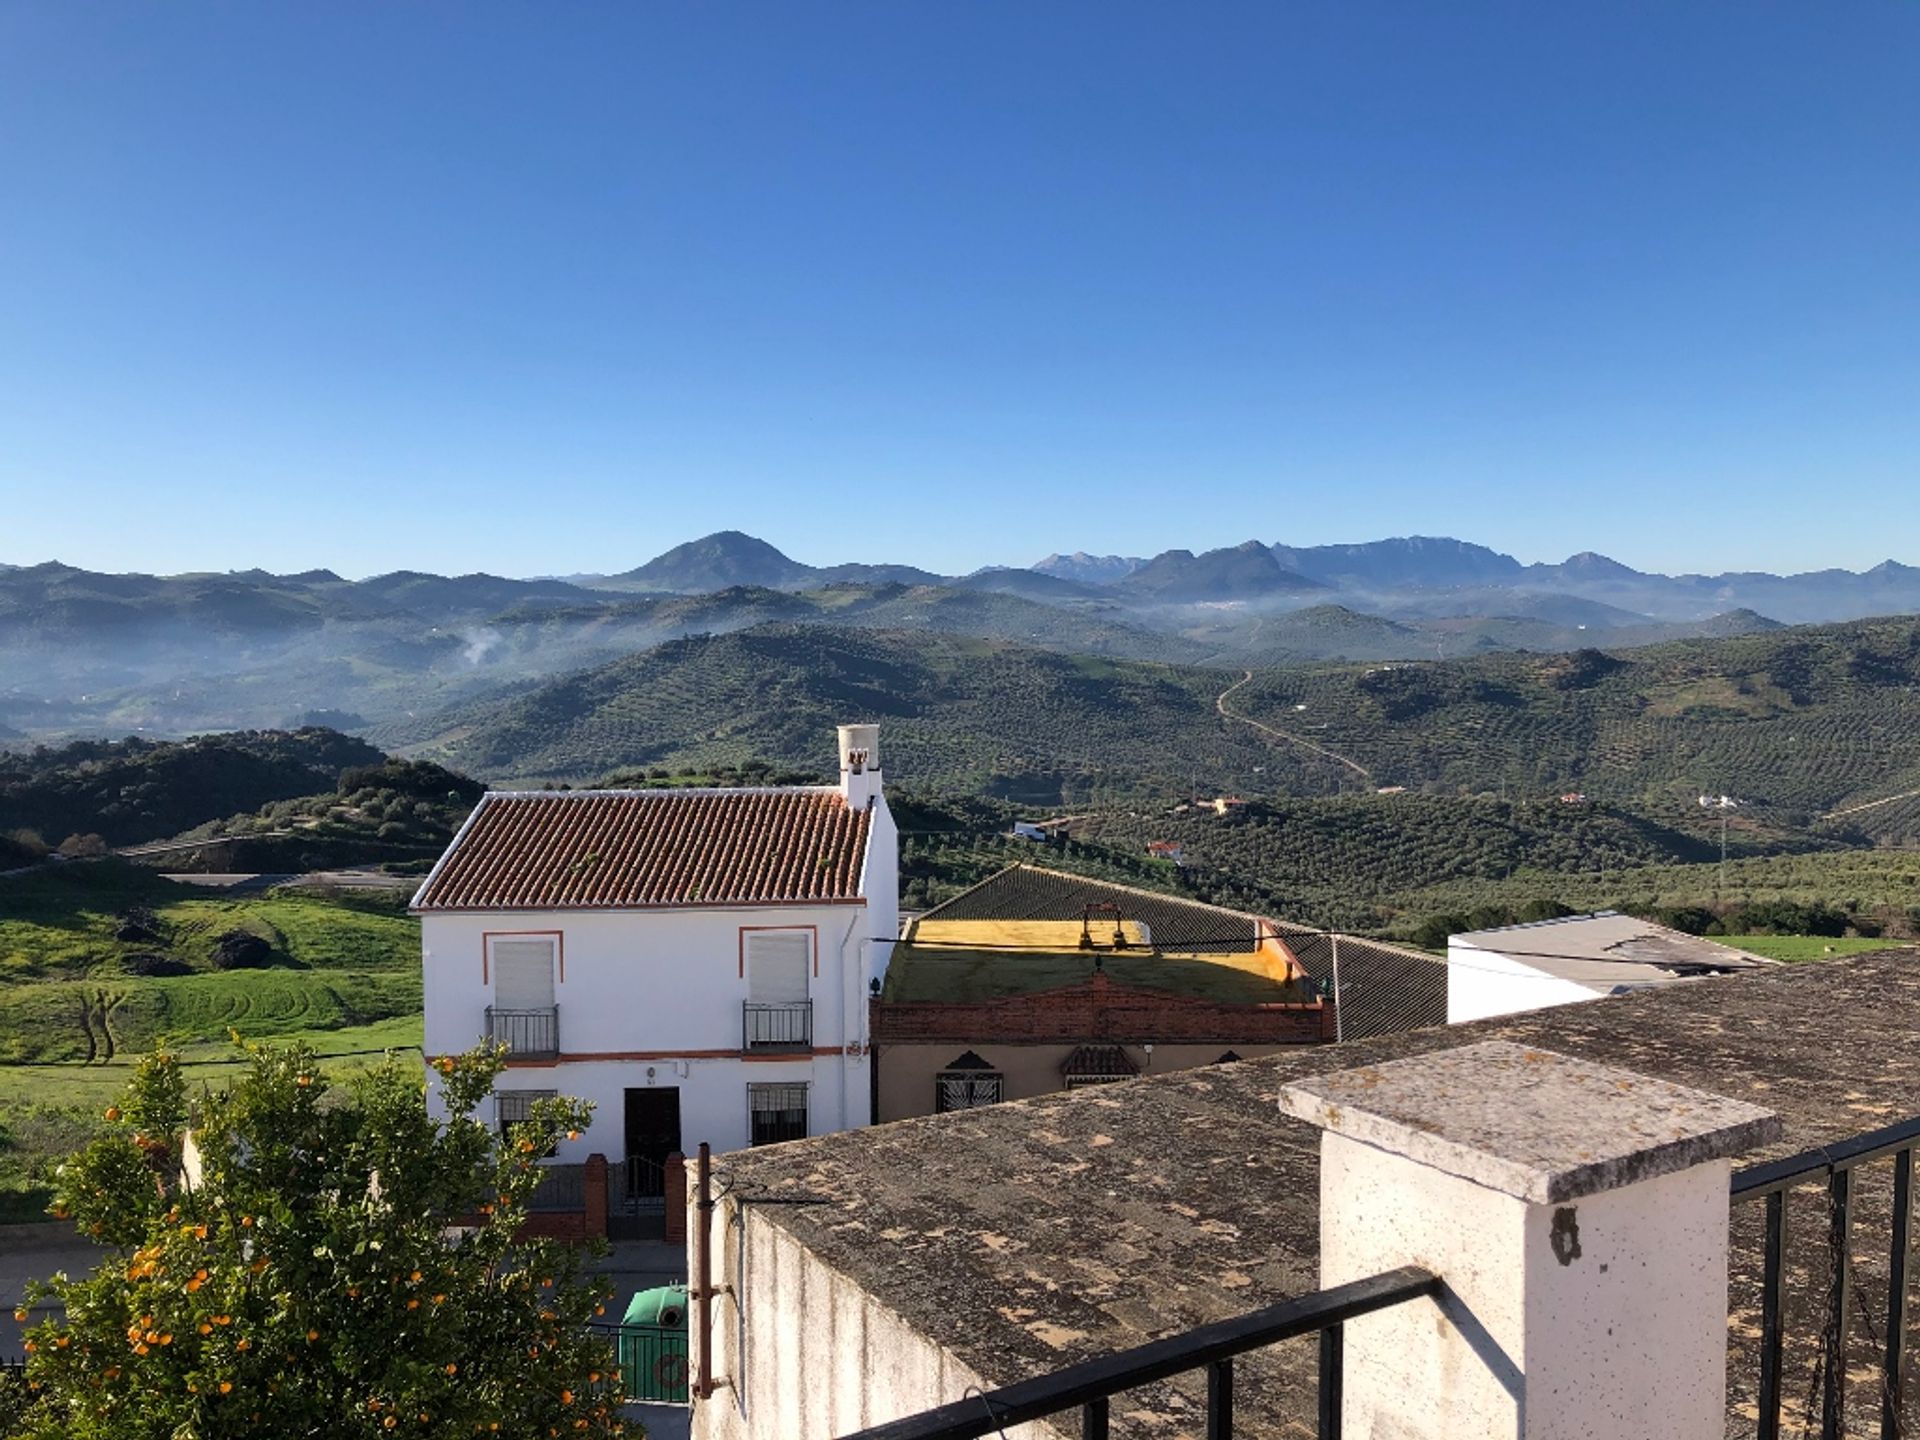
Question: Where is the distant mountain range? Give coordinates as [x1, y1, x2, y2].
[565, 528, 1920, 627]
[4, 530, 1918, 747]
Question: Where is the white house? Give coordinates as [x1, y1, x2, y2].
[412, 724, 898, 1201]
[1446, 910, 1772, 1024]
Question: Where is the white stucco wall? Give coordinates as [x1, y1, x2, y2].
[1445, 940, 1599, 1024]
[1322, 1131, 1733, 1440]
[692, 1195, 1062, 1440]
[860, 797, 900, 983]
[421, 899, 878, 1159]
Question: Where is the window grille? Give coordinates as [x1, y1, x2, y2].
[496, 1089, 557, 1134]
[747, 1084, 809, 1146]
[936, 1072, 1004, 1112]
[935, 1052, 1005, 1113]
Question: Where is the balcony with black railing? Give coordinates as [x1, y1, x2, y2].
[743, 999, 812, 1053]
[486, 1005, 559, 1060]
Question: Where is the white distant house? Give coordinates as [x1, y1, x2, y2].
[1446, 910, 1772, 1024]
[412, 724, 898, 1204]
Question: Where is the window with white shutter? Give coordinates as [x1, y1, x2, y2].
[486, 936, 559, 1057]
[744, 931, 810, 1000]
[490, 938, 557, 1009]
[744, 931, 812, 1051]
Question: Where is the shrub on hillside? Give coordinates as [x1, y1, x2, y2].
[121, 953, 193, 978]
[208, 930, 274, 971]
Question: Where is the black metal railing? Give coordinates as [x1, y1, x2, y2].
[620, 1156, 667, 1211]
[486, 1005, 559, 1059]
[586, 1321, 691, 1405]
[834, 1265, 1439, 1440]
[528, 1163, 586, 1214]
[743, 1000, 812, 1052]
[1732, 1112, 1920, 1440]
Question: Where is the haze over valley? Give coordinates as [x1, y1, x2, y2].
[8, 529, 1920, 748]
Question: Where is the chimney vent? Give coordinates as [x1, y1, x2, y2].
[838, 724, 882, 808]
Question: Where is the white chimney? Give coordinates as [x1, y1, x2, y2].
[837, 723, 881, 809]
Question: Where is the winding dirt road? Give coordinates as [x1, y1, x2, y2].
[1215, 671, 1375, 782]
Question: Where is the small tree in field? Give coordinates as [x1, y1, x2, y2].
[12, 1043, 635, 1439]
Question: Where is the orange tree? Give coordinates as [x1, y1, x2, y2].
[10, 1042, 635, 1439]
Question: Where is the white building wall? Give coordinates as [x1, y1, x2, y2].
[693, 1196, 1060, 1440]
[421, 901, 875, 1160]
[861, 796, 900, 984]
[1445, 940, 1602, 1024]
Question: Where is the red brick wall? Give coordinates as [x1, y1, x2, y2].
[871, 973, 1333, 1046]
[664, 1153, 688, 1244]
[517, 1212, 591, 1242]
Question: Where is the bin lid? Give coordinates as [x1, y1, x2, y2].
[621, 1283, 689, 1330]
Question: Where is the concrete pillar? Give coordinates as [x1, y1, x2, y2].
[664, 1152, 687, 1244]
[583, 1153, 609, 1240]
[1278, 1040, 1781, 1440]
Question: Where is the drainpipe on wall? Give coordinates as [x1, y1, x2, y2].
[693, 1142, 715, 1402]
[837, 909, 860, 1129]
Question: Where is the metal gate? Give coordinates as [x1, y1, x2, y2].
[608, 1155, 667, 1240]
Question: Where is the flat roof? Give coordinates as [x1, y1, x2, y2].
[716, 949, 1920, 1436]
[906, 865, 1445, 1032]
[882, 915, 1312, 1005]
[1450, 910, 1773, 992]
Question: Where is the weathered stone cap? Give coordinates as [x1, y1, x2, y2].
[1277, 1040, 1782, 1204]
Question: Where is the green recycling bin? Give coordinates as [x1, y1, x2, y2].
[618, 1284, 690, 1402]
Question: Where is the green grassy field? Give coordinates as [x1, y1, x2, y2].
[1713, 934, 1912, 963]
[0, 863, 423, 1219]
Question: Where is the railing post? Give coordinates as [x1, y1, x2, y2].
[1280, 1041, 1781, 1440]
[1824, 1166, 1853, 1440]
[1759, 1189, 1788, 1440]
[1885, 1148, 1913, 1440]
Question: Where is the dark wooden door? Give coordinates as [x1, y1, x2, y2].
[624, 1087, 682, 1170]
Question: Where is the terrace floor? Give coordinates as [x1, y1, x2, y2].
[720, 948, 1920, 1437]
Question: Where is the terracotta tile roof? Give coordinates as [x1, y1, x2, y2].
[412, 788, 873, 911]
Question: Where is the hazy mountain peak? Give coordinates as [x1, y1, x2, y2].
[1119, 542, 1324, 602]
[617, 531, 813, 593]
[1031, 552, 1145, 585]
[1555, 551, 1642, 577]
[1268, 536, 1523, 589]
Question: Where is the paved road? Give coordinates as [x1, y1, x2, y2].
[0, 1226, 104, 1357]
[158, 868, 418, 894]
[1215, 669, 1375, 782]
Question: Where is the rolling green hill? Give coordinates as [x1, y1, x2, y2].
[0, 729, 384, 848]
[156, 756, 483, 872]
[0, 862, 424, 1220]
[386, 617, 1920, 839]
[1220, 617, 1920, 838]
[385, 625, 1271, 801]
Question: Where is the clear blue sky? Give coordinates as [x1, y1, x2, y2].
[1, 3, 1915, 580]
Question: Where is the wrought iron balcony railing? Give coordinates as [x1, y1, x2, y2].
[743, 1000, 813, 1053]
[486, 1005, 559, 1060]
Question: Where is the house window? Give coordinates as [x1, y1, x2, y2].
[487, 936, 559, 1057]
[747, 1083, 809, 1147]
[496, 1089, 557, 1135]
[744, 930, 813, 1050]
[935, 1051, 1004, 1113]
[1060, 1044, 1138, 1089]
